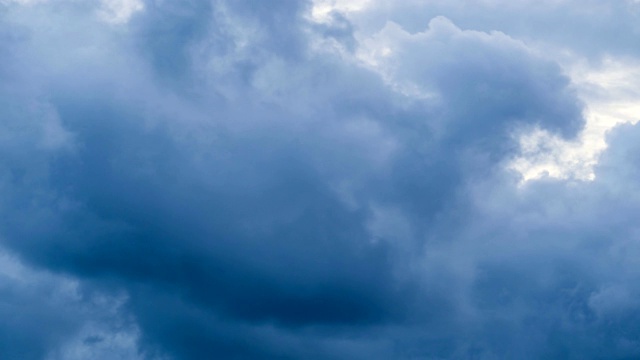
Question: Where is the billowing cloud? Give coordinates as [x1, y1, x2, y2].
[1, 0, 640, 359]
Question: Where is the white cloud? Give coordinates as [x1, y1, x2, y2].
[98, 0, 144, 24]
[309, 0, 372, 23]
[511, 57, 640, 181]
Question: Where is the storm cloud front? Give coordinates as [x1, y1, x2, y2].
[1, 0, 640, 359]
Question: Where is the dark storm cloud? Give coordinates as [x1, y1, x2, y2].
[1, 0, 639, 359]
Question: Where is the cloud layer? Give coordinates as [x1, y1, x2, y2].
[1, 0, 640, 359]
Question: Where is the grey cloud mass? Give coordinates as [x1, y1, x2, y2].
[1, 0, 639, 359]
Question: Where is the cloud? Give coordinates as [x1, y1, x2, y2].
[99, 0, 144, 24]
[1, 0, 640, 359]
[0, 249, 143, 360]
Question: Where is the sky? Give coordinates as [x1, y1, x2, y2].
[1, 0, 640, 359]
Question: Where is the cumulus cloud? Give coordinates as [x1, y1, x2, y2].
[1, 0, 640, 359]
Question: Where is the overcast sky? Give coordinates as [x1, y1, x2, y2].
[2, 0, 640, 359]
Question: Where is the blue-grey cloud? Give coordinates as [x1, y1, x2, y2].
[0, 0, 638, 359]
